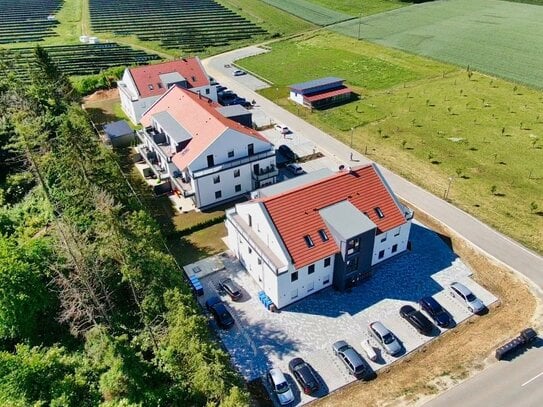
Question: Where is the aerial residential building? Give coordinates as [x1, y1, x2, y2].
[289, 77, 353, 109]
[118, 57, 217, 124]
[138, 85, 277, 209]
[226, 164, 414, 308]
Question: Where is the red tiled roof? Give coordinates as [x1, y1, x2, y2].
[304, 86, 352, 103]
[129, 58, 209, 99]
[262, 164, 406, 268]
[140, 86, 270, 170]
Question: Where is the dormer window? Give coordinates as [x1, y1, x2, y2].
[304, 235, 314, 248]
[148, 84, 154, 91]
[374, 207, 384, 219]
[318, 229, 328, 242]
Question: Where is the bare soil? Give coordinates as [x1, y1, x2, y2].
[311, 206, 541, 407]
[82, 88, 119, 103]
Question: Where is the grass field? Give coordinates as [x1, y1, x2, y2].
[258, 0, 353, 25]
[237, 31, 543, 254]
[333, 0, 543, 89]
[306, 0, 410, 16]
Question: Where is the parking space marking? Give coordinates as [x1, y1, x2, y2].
[521, 371, 543, 387]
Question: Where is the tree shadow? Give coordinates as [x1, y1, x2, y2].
[85, 107, 120, 126]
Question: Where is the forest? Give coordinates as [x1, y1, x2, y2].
[0, 47, 247, 406]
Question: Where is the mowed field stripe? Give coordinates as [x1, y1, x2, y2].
[332, 0, 543, 89]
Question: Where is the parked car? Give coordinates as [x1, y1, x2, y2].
[288, 357, 319, 395]
[368, 321, 402, 356]
[278, 145, 297, 162]
[275, 124, 290, 134]
[219, 277, 242, 301]
[399, 305, 435, 336]
[360, 339, 378, 362]
[419, 296, 452, 328]
[216, 85, 227, 92]
[233, 69, 246, 76]
[267, 368, 295, 406]
[286, 163, 304, 175]
[332, 340, 367, 379]
[205, 296, 235, 329]
[449, 282, 485, 314]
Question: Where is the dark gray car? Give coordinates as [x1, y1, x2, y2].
[332, 340, 367, 379]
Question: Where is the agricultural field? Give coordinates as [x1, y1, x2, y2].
[0, 0, 62, 44]
[258, 0, 353, 25]
[238, 31, 543, 253]
[305, 0, 411, 16]
[333, 0, 543, 89]
[1, 43, 160, 78]
[88, 0, 267, 54]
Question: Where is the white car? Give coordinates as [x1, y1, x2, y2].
[233, 69, 246, 76]
[286, 163, 304, 175]
[275, 124, 290, 134]
[267, 368, 294, 405]
[449, 282, 485, 314]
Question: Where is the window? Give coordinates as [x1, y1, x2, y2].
[213, 175, 220, 184]
[394, 227, 401, 237]
[375, 207, 385, 219]
[346, 238, 360, 255]
[318, 229, 329, 241]
[346, 257, 359, 272]
[323, 277, 330, 285]
[207, 154, 214, 167]
[248, 247, 252, 254]
[381, 234, 387, 243]
[215, 190, 222, 199]
[235, 184, 241, 192]
[324, 257, 331, 267]
[248, 143, 254, 156]
[205, 88, 210, 95]
[291, 272, 298, 282]
[148, 84, 154, 90]
[304, 235, 314, 248]
[308, 264, 315, 274]
[378, 250, 385, 259]
[257, 258, 262, 265]
[248, 215, 252, 227]
[234, 169, 240, 178]
[392, 244, 398, 253]
[228, 150, 235, 158]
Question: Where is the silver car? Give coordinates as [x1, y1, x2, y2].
[449, 282, 485, 314]
[267, 368, 294, 405]
[368, 321, 402, 356]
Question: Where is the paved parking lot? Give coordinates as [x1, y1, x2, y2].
[192, 222, 497, 406]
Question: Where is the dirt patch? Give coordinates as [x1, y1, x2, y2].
[311, 206, 541, 407]
[82, 88, 119, 103]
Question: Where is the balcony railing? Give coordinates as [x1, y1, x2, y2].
[192, 149, 276, 179]
[252, 164, 278, 181]
[136, 146, 170, 181]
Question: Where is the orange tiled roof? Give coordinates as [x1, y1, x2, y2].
[262, 164, 406, 268]
[140, 86, 270, 170]
[129, 58, 209, 98]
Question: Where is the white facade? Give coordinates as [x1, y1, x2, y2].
[289, 90, 304, 106]
[118, 69, 217, 124]
[188, 129, 276, 208]
[372, 224, 411, 265]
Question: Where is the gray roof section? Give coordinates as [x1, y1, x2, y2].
[217, 105, 250, 118]
[103, 120, 132, 138]
[253, 168, 333, 198]
[319, 200, 376, 240]
[289, 77, 344, 93]
[152, 111, 192, 143]
[159, 72, 186, 87]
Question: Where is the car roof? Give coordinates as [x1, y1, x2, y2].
[289, 357, 304, 368]
[269, 368, 287, 383]
[421, 296, 441, 309]
[400, 304, 416, 313]
[370, 321, 390, 336]
[342, 347, 364, 365]
[206, 296, 221, 307]
[451, 282, 472, 296]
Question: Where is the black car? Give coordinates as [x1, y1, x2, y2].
[278, 145, 297, 162]
[219, 278, 242, 301]
[205, 296, 235, 329]
[419, 296, 452, 328]
[399, 305, 435, 336]
[288, 357, 319, 395]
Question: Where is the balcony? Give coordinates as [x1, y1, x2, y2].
[192, 149, 276, 179]
[169, 164, 194, 197]
[136, 128, 177, 163]
[252, 164, 278, 181]
[136, 145, 169, 181]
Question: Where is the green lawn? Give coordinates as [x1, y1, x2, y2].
[237, 31, 543, 253]
[332, 0, 543, 89]
[306, 0, 411, 16]
[257, 0, 353, 25]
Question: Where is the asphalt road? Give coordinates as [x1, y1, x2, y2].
[202, 46, 543, 407]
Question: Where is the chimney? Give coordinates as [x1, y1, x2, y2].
[197, 90, 201, 99]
